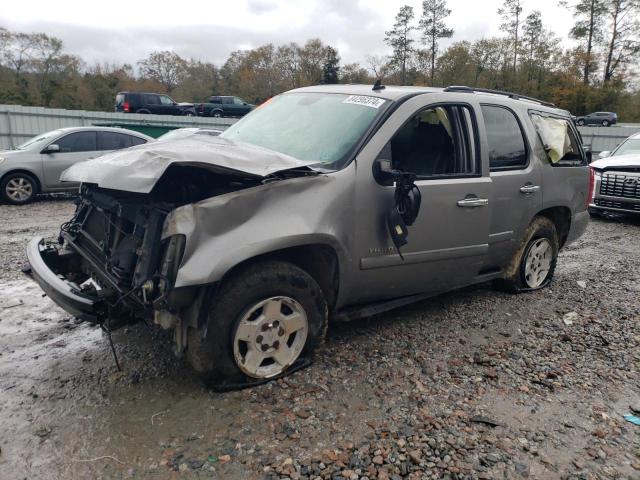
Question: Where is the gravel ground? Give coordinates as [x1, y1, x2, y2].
[0, 198, 639, 480]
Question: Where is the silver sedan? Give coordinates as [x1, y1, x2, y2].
[0, 127, 152, 204]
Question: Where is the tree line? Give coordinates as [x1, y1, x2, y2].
[0, 0, 638, 119]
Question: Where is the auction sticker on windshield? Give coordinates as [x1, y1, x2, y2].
[343, 95, 386, 109]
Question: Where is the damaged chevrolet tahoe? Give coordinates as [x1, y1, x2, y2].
[26, 84, 591, 389]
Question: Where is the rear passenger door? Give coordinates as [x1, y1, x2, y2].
[481, 104, 541, 268]
[144, 94, 162, 115]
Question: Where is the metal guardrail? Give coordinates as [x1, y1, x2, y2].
[577, 125, 640, 153]
[0, 104, 238, 149]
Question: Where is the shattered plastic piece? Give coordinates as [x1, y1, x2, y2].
[577, 280, 587, 288]
[562, 311, 579, 326]
[623, 414, 640, 426]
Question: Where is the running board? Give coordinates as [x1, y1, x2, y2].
[334, 268, 503, 322]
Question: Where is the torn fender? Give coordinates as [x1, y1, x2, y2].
[60, 136, 315, 193]
[162, 164, 356, 289]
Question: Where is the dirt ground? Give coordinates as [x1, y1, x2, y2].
[0, 198, 638, 480]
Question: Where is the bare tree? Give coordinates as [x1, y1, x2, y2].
[138, 51, 187, 93]
[365, 54, 392, 81]
[602, 0, 640, 82]
[498, 0, 524, 72]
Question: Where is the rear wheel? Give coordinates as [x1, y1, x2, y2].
[1, 172, 38, 204]
[496, 216, 559, 292]
[212, 110, 223, 118]
[577, 119, 585, 126]
[602, 120, 610, 127]
[186, 260, 328, 388]
[135, 109, 151, 114]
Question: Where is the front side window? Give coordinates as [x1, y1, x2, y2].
[222, 97, 233, 105]
[145, 95, 160, 105]
[388, 105, 477, 177]
[160, 95, 174, 105]
[234, 97, 245, 105]
[55, 131, 97, 153]
[221, 92, 389, 169]
[17, 130, 62, 151]
[481, 105, 527, 170]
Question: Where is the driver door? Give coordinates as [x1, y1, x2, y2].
[42, 131, 98, 188]
[350, 96, 492, 303]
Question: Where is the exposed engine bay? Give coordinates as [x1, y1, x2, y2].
[48, 164, 264, 330]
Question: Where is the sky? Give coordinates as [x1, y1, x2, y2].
[0, 0, 575, 68]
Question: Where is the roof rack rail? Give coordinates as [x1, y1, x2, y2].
[443, 85, 556, 108]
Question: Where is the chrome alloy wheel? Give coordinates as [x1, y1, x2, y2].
[233, 296, 308, 379]
[524, 238, 552, 288]
[5, 177, 33, 202]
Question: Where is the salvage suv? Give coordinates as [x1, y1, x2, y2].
[26, 84, 591, 389]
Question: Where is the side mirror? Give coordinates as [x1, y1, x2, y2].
[372, 158, 394, 186]
[598, 151, 611, 159]
[585, 151, 593, 163]
[45, 144, 60, 153]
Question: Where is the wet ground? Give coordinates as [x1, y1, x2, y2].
[0, 198, 638, 480]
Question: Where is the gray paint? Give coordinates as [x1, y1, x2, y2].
[159, 86, 589, 309]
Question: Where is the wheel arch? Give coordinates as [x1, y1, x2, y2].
[1, 169, 42, 193]
[219, 243, 340, 311]
[536, 206, 571, 248]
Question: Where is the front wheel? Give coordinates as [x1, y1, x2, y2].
[186, 261, 328, 388]
[577, 119, 585, 126]
[1, 172, 38, 204]
[602, 120, 610, 127]
[212, 110, 223, 118]
[496, 217, 559, 292]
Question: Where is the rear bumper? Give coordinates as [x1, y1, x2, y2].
[25, 237, 100, 322]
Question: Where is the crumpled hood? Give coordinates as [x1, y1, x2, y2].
[61, 136, 314, 193]
[591, 153, 640, 170]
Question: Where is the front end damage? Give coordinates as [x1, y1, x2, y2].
[26, 136, 318, 352]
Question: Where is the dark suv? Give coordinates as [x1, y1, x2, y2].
[115, 92, 197, 116]
[196, 96, 254, 118]
[576, 111, 617, 127]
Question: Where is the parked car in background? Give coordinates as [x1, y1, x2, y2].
[597, 131, 640, 159]
[156, 127, 223, 142]
[589, 132, 640, 216]
[195, 96, 254, 117]
[115, 92, 197, 116]
[576, 111, 617, 127]
[0, 127, 152, 204]
[26, 84, 590, 388]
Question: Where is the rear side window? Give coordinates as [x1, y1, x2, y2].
[481, 105, 527, 170]
[144, 94, 160, 105]
[55, 131, 97, 153]
[115, 94, 125, 106]
[130, 136, 147, 146]
[530, 113, 584, 165]
[99, 132, 138, 150]
[210, 96, 222, 103]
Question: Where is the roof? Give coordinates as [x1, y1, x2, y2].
[54, 126, 153, 138]
[287, 84, 569, 115]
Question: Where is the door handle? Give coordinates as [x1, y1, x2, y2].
[457, 197, 489, 207]
[520, 184, 540, 194]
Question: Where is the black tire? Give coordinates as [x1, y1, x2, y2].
[186, 260, 328, 388]
[1, 172, 38, 205]
[135, 109, 151, 114]
[184, 111, 195, 117]
[602, 120, 609, 127]
[577, 119, 585, 126]
[495, 217, 559, 292]
[212, 110, 223, 118]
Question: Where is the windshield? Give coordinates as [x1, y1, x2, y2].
[221, 92, 389, 169]
[613, 138, 640, 156]
[16, 130, 62, 150]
